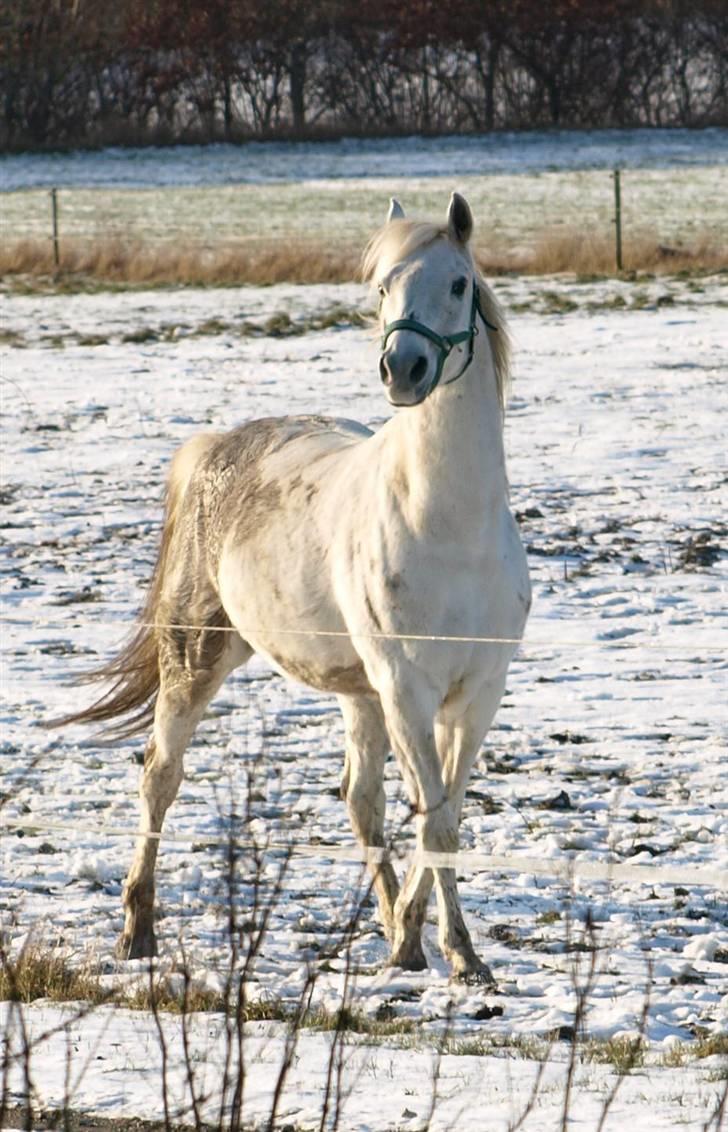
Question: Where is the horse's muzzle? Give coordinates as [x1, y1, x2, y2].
[379, 343, 433, 407]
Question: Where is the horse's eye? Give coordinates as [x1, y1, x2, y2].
[451, 277, 467, 298]
[378, 284, 386, 299]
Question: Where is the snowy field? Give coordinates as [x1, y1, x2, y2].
[1, 270, 726, 1128]
[4, 168, 727, 261]
[3, 128, 727, 258]
[2, 127, 727, 190]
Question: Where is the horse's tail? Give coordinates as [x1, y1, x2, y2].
[51, 433, 218, 740]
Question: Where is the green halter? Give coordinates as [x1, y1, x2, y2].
[380, 283, 497, 397]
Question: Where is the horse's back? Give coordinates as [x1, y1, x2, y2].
[175, 414, 367, 557]
[207, 414, 371, 471]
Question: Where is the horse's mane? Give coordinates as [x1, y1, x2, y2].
[361, 219, 511, 413]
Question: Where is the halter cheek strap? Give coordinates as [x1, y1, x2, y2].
[380, 283, 497, 397]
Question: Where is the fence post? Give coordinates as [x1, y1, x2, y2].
[613, 168, 623, 272]
[50, 187, 60, 270]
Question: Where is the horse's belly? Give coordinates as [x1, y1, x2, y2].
[218, 540, 373, 695]
[264, 647, 373, 695]
[242, 614, 373, 694]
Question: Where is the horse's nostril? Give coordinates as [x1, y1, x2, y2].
[379, 357, 391, 385]
[410, 356, 428, 385]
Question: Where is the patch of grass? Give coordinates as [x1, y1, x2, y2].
[583, 1035, 645, 1074]
[120, 326, 159, 344]
[537, 910, 562, 926]
[694, 1034, 728, 1059]
[77, 333, 110, 346]
[448, 1035, 493, 1056]
[255, 305, 372, 337]
[447, 1033, 548, 1059]
[539, 290, 579, 314]
[123, 979, 226, 1014]
[659, 1035, 728, 1071]
[264, 311, 296, 336]
[313, 304, 370, 331]
[1, 943, 307, 1023]
[661, 1043, 690, 1068]
[123, 980, 291, 1020]
[193, 317, 230, 336]
[598, 293, 627, 310]
[303, 1004, 418, 1038]
[0, 944, 109, 1005]
[1, 304, 374, 352]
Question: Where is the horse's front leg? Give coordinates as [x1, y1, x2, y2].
[338, 693, 399, 942]
[382, 674, 506, 982]
[431, 676, 507, 983]
[373, 671, 458, 972]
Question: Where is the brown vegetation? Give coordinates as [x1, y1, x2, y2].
[0, 942, 108, 1006]
[506, 228, 728, 277]
[0, 238, 361, 287]
[1, 231, 725, 291]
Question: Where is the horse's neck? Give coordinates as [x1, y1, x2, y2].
[387, 335, 506, 533]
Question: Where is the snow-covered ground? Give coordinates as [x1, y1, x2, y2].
[3, 1001, 726, 1131]
[1, 271, 726, 1129]
[2, 127, 726, 192]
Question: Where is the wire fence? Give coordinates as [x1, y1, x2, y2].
[1, 814, 725, 889]
[4, 615, 726, 653]
[4, 166, 726, 268]
[2, 608, 725, 891]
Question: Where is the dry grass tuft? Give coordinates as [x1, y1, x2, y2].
[0, 942, 108, 1005]
[123, 978, 291, 1019]
[583, 1034, 646, 1074]
[1, 229, 725, 291]
[0, 940, 302, 1021]
[303, 1004, 418, 1038]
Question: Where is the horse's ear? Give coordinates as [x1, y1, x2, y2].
[387, 198, 405, 223]
[447, 192, 473, 245]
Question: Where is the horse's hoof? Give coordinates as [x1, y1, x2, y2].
[116, 929, 157, 961]
[450, 961, 497, 988]
[388, 944, 428, 972]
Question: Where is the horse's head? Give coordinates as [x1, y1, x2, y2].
[364, 193, 487, 408]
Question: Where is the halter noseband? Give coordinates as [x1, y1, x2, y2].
[380, 282, 497, 400]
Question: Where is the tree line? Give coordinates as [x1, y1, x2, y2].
[2, 0, 726, 151]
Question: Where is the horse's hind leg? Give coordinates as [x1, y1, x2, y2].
[119, 629, 251, 959]
[338, 694, 399, 943]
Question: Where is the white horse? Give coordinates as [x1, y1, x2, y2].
[65, 193, 531, 982]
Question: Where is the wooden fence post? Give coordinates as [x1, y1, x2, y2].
[613, 169, 623, 272]
[50, 188, 60, 269]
